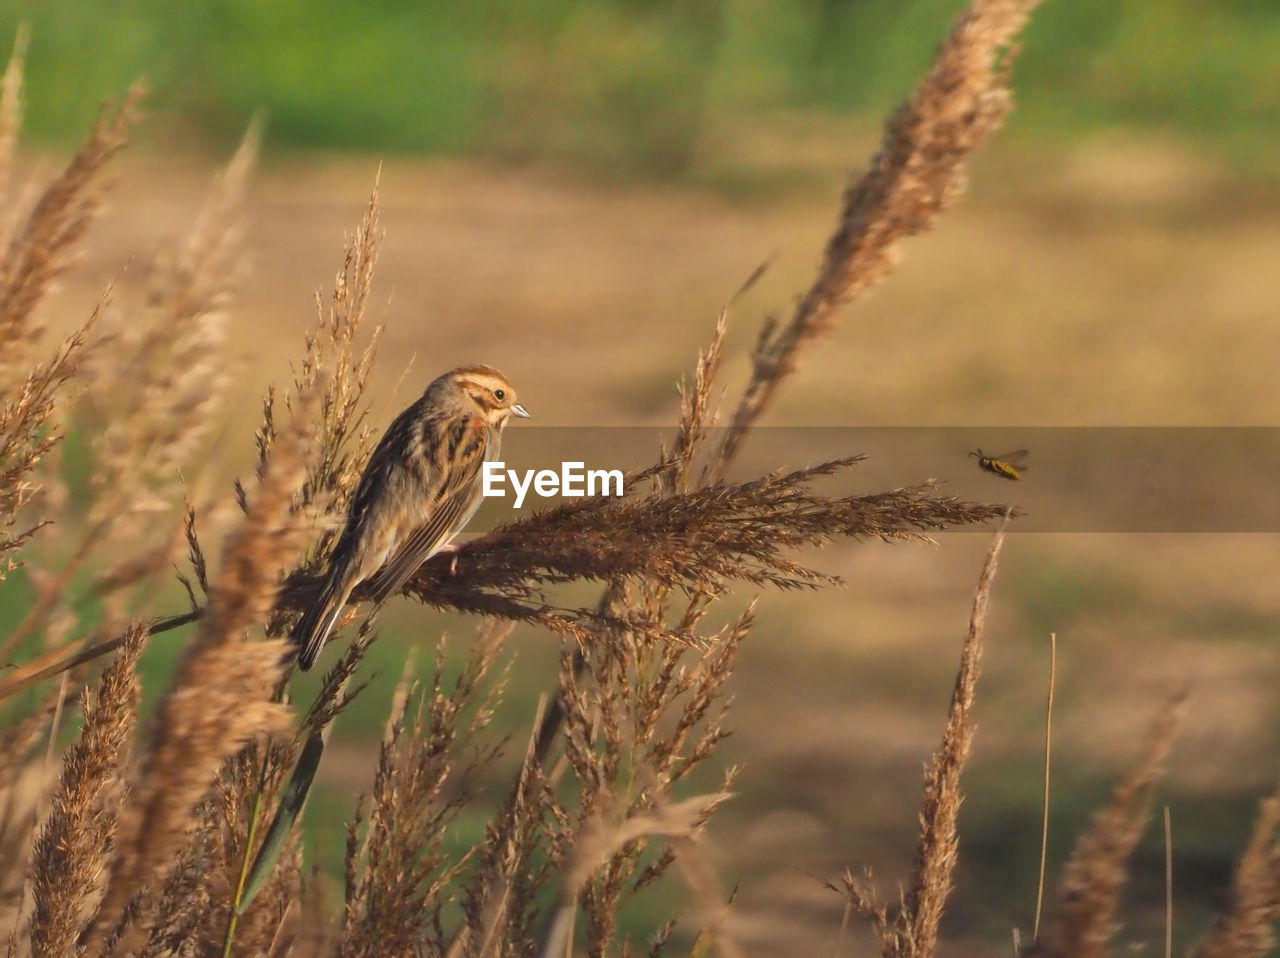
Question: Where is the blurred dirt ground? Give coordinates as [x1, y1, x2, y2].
[26, 130, 1280, 953]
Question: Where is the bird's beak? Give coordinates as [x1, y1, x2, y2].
[511, 404, 531, 419]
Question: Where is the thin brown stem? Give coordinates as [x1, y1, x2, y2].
[221, 743, 274, 958]
[0, 610, 202, 703]
[1164, 805, 1173, 958]
[1034, 631, 1056, 941]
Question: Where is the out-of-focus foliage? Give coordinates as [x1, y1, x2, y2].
[4, 0, 1280, 174]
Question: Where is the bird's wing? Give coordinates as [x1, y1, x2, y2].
[364, 426, 490, 602]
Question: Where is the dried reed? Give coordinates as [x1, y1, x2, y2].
[834, 512, 1008, 957]
[716, 0, 1042, 470]
[27, 623, 145, 957]
[1022, 687, 1190, 958]
[80, 387, 320, 955]
[0, 84, 140, 377]
[1189, 779, 1280, 958]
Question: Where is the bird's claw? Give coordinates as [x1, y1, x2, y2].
[435, 541, 461, 576]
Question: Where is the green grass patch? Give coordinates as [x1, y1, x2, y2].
[1, 0, 1277, 178]
[1009, 556, 1143, 635]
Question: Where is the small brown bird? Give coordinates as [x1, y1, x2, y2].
[292, 364, 529, 670]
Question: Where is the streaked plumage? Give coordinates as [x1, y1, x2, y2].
[292, 364, 528, 670]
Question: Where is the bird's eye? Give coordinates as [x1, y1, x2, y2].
[494, 389, 506, 401]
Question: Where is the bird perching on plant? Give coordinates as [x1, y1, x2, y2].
[291, 365, 529, 670]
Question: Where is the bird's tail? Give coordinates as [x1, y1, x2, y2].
[291, 574, 348, 671]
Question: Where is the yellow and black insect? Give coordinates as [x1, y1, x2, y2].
[969, 448, 1028, 481]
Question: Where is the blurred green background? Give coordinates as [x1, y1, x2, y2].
[5, 0, 1280, 177]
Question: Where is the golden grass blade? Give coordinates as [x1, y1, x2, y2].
[0, 611, 200, 704]
[828, 868, 892, 952]
[345, 632, 512, 954]
[671, 837, 742, 958]
[0, 83, 141, 375]
[0, 25, 29, 224]
[660, 259, 768, 494]
[832, 887, 854, 958]
[82, 116, 260, 534]
[1023, 686, 1190, 958]
[261, 178, 384, 518]
[1187, 779, 1280, 958]
[27, 623, 145, 957]
[896, 508, 1011, 955]
[0, 682, 65, 776]
[539, 901, 575, 958]
[0, 315, 99, 604]
[232, 736, 320, 922]
[450, 689, 549, 958]
[1164, 805, 1173, 958]
[236, 625, 378, 920]
[1033, 631, 1057, 941]
[34, 671, 68, 821]
[383, 469, 1011, 626]
[539, 795, 734, 958]
[80, 387, 320, 954]
[714, 0, 1041, 471]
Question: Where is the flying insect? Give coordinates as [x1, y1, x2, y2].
[969, 448, 1028, 481]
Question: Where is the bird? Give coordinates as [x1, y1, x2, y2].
[292, 364, 529, 670]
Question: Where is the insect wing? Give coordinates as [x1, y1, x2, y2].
[992, 449, 1030, 470]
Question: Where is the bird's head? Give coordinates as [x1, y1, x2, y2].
[447, 364, 529, 429]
